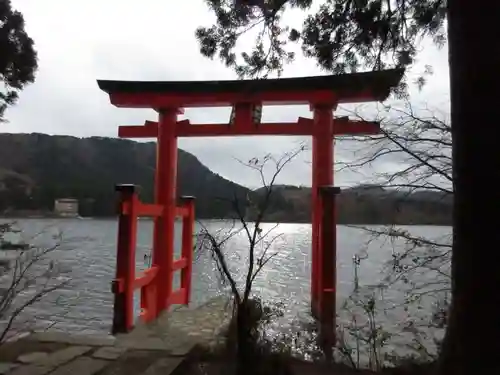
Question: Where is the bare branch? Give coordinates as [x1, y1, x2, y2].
[0, 279, 69, 343]
[331, 101, 452, 367]
[196, 220, 243, 304]
[337, 101, 452, 195]
[0, 225, 72, 344]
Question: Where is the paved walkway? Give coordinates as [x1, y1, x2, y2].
[0, 296, 232, 375]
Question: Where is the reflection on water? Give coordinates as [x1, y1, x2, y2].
[0, 218, 451, 343]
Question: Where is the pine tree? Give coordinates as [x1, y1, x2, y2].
[0, 0, 37, 121]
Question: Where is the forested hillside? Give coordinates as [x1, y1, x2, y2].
[0, 134, 451, 224]
[0, 133, 248, 218]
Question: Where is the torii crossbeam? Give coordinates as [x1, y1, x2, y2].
[98, 69, 404, 339]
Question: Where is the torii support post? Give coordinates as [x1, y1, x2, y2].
[97, 68, 404, 329]
[179, 196, 196, 305]
[317, 186, 341, 348]
[311, 105, 335, 318]
[153, 108, 178, 312]
[111, 184, 196, 332]
[112, 184, 138, 334]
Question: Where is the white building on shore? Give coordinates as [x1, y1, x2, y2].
[54, 198, 79, 217]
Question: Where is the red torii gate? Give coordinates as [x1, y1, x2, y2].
[97, 69, 403, 336]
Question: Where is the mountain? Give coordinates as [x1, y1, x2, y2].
[0, 133, 249, 218]
[0, 133, 452, 224]
[251, 184, 452, 225]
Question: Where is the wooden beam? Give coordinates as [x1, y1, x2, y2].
[118, 117, 380, 139]
[118, 121, 157, 138]
[108, 90, 336, 108]
[133, 266, 158, 289]
[176, 117, 313, 137]
[98, 69, 405, 108]
[334, 117, 380, 135]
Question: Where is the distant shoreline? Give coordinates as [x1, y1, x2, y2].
[0, 215, 451, 226]
[0, 214, 80, 219]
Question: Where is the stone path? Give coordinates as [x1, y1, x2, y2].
[0, 296, 232, 375]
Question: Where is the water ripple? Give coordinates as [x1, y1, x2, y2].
[1, 218, 450, 344]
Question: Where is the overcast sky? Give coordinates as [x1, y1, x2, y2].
[5, 0, 451, 189]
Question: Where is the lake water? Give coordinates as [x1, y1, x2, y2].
[0, 218, 451, 356]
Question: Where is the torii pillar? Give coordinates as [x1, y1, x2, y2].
[311, 104, 335, 318]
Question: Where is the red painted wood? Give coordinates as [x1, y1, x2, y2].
[137, 203, 163, 217]
[318, 188, 337, 345]
[169, 288, 187, 305]
[136, 267, 159, 324]
[112, 188, 138, 333]
[107, 89, 385, 109]
[118, 125, 156, 138]
[140, 282, 157, 323]
[334, 118, 380, 135]
[176, 118, 312, 137]
[134, 266, 158, 289]
[175, 206, 189, 217]
[151, 141, 160, 316]
[181, 198, 195, 305]
[172, 257, 188, 271]
[105, 72, 394, 330]
[119, 117, 380, 139]
[108, 89, 340, 108]
[152, 109, 178, 313]
[311, 106, 334, 318]
[121, 202, 163, 217]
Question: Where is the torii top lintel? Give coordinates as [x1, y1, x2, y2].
[97, 69, 404, 109]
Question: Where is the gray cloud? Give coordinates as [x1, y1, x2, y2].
[5, 0, 450, 188]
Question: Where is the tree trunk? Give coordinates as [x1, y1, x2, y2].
[439, 1, 500, 374]
[236, 302, 255, 375]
